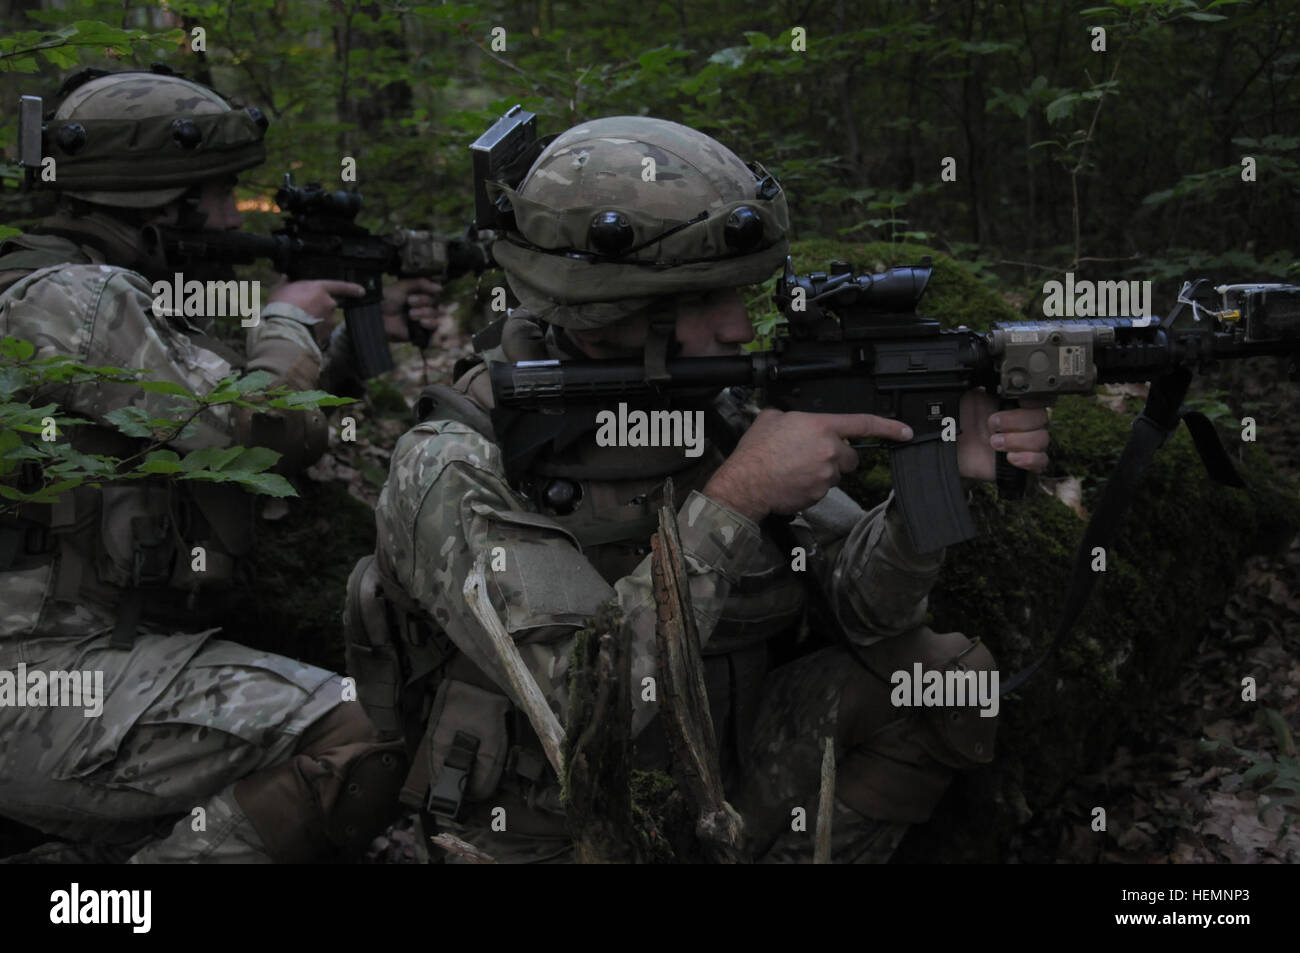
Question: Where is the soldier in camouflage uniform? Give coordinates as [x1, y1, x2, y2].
[347, 116, 1051, 862]
[0, 68, 434, 862]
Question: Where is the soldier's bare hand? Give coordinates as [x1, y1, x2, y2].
[955, 388, 1051, 482]
[382, 277, 443, 342]
[267, 278, 366, 342]
[703, 409, 914, 522]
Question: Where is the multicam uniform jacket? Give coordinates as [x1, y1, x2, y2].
[371, 318, 950, 844]
[0, 233, 329, 641]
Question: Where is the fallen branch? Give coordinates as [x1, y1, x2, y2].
[463, 551, 566, 778]
[429, 832, 496, 864]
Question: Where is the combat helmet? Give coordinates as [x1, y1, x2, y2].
[34, 66, 268, 208]
[491, 116, 790, 329]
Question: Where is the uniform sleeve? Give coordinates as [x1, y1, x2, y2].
[790, 487, 946, 645]
[376, 420, 779, 737]
[0, 264, 326, 467]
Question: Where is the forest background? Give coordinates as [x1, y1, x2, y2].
[2, 0, 1299, 863]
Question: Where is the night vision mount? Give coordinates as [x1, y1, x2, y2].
[469, 105, 555, 231]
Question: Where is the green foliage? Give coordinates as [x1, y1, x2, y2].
[0, 336, 354, 510]
[0, 19, 183, 74]
[4, 1, 1296, 283]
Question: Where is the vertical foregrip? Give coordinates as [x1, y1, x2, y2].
[887, 439, 978, 553]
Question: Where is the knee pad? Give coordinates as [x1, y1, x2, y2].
[233, 702, 408, 863]
[837, 627, 999, 823]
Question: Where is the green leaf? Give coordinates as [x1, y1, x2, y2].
[40, 45, 78, 69]
[637, 45, 689, 71]
[267, 390, 356, 409]
[1045, 93, 1079, 124]
[1184, 11, 1228, 20]
[233, 370, 276, 394]
[0, 367, 26, 397]
[23, 477, 83, 503]
[135, 450, 182, 475]
[139, 379, 197, 398]
[179, 446, 245, 473]
[1, 337, 35, 361]
[222, 446, 281, 474]
[103, 406, 154, 439]
[69, 19, 129, 45]
[229, 471, 298, 498]
[742, 31, 772, 50]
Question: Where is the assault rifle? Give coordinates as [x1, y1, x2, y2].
[488, 258, 1300, 554]
[142, 176, 497, 379]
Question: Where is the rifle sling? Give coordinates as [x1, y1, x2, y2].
[999, 368, 1248, 695]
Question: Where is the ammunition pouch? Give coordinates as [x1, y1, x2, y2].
[415, 679, 512, 820]
[343, 552, 464, 811]
[343, 554, 409, 741]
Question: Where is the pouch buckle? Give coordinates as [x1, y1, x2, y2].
[426, 730, 480, 820]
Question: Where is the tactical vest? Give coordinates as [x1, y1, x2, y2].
[345, 313, 810, 828]
[0, 233, 256, 643]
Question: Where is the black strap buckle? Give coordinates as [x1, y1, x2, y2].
[426, 730, 480, 821]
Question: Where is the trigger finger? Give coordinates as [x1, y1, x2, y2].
[835, 439, 860, 474]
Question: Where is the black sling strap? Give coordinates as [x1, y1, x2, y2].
[999, 365, 1247, 694]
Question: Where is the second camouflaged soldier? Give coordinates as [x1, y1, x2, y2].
[0, 68, 422, 862]
[348, 116, 1051, 862]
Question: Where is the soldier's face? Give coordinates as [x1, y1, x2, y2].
[566, 288, 754, 359]
[193, 177, 243, 230]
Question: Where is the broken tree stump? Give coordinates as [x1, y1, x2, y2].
[651, 481, 744, 861]
[562, 602, 641, 863]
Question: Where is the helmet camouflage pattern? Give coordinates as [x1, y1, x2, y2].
[41, 69, 268, 208]
[492, 116, 790, 328]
